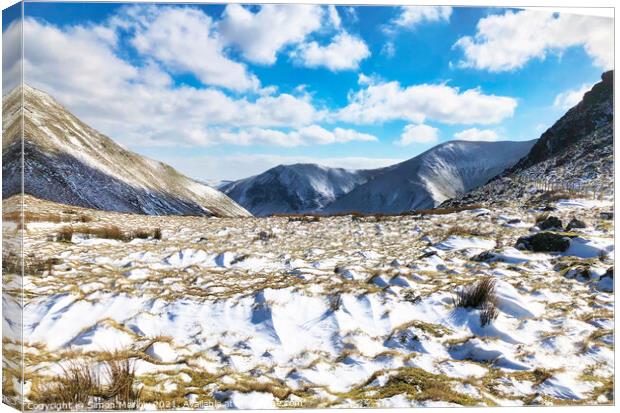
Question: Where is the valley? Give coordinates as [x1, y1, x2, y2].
[2, 189, 614, 408]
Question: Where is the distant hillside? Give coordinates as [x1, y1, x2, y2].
[220, 164, 378, 216]
[223, 140, 535, 216]
[2, 85, 251, 217]
[323, 139, 535, 215]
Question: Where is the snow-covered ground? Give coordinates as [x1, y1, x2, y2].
[2, 194, 614, 408]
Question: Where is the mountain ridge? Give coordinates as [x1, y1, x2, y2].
[222, 139, 536, 216]
[2, 84, 251, 217]
[220, 163, 379, 216]
[442, 70, 613, 208]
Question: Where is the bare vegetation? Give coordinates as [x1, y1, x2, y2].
[4, 210, 92, 224]
[34, 356, 141, 410]
[454, 278, 499, 327]
[56, 225, 162, 242]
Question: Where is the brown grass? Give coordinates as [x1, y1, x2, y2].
[34, 355, 141, 410]
[56, 225, 162, 242]
[2, 253, 62, 276]
[102, 357, 141, 409]
[454, 278, 499, 326]
[4, 210, 92, 224]
[414, 204, 483, 216]
[37, 360, 99, 407]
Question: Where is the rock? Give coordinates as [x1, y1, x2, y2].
[507, 218, 521, 224]
[565, 218, 587, 231]
[418, 250, 438, 259]
[516, 232, 571, 252]
[541, 205, 557, 212]
[390, 259, 403, 267]
[537, 216, 563, 230]
[420, 235, 433, 245]
[598, 267, 614, 292]
[599, 211, 613, 220]
[472, 250, 496, 262]
[257, 231, 273, 241]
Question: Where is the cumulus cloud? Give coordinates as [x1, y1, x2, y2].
[553, 83, 593, 110]
[327, 5, 342, 28]
[120, 6, 259, 92]
[396, 124, 439, 146]
[2, 20, 22, 95]
[337, 78, 517, 125]
[391, 6, 452, 29]
[218, 4, 324, 65]
[453, 128, 499, 142]
[213, 125, 378, 147]
[292, 32, 370, 71]
[454, 9, 613, 72]
[397, 124, 439, 146]
[17, 17, 327, 147]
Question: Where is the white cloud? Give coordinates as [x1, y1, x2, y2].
[454, 9, 613, 72]
[121, 6, 259, 92]
[293, 32, 370, 71]
[397, 124, 439, 146]
[214, 125, 377, 147]
[2, 20, 22, 95]
[337, 79, 517, 125]
[327, 5, 342, 29]
[454, 128, 499, 142]
[219, 4, 324, 65]
[18, 17, 330, 148]
[553, 83, 593, 110]
[168, 154, 403, 181]
[392, 6, 452, 29]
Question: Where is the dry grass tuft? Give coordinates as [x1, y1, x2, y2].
[38, 360, 99, 406]
[102, 357, 141, 409]
[56, 225, 162, 242]
[2, 253, 62, 275]
[35, 355, 141, 410]
[454, 277, 499, 327]
[4, 210, 92, 223]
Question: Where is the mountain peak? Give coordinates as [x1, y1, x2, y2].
[506, 70, 613, 173]
[2, 86, 251, 217]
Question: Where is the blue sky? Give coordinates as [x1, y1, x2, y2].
[3, 3, 613, 181]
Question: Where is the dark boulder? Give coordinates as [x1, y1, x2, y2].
[516, 232, 571, 252]
[537, 216, 563, 230]
[566, 218, 587, 231]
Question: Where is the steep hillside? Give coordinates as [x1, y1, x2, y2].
[443, 71, 613, 208]
[1, 85, 251, 217]
[221, 163, 377, 216]
[323, 139, 535, 214]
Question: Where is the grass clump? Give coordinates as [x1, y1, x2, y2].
[349, 367, 480, 406]
[4, 210, 93, 224]
[453, 277, 499, 327]
[102, 357, 141, 409]
[37, 360, 100, 407]
[56, 225, 162, 243]
[2, 253, 62, 276]
[35, 356, 141, 410]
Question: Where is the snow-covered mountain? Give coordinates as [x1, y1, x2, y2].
[2, 85, 251, 217]
[323, 139, 536, 214]
[223, 139, 535, 216]
[220, 163, 378, 216]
